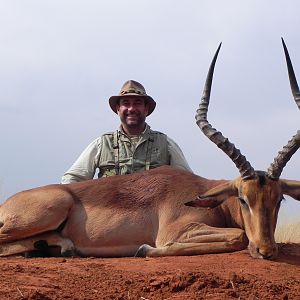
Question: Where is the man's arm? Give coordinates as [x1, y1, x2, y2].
[61, 138, 101, 184]
[167, 137, 193, 172]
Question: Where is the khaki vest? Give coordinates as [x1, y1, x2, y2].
[97, 128, 169, 177]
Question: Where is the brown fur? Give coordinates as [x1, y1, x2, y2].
[0, 166, 299, 259]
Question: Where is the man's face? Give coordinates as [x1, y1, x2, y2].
[117, 97, 149, 128]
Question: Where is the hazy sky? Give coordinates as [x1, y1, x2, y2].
[1, 1, 300, 224]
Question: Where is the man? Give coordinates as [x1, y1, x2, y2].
[61, 80, 192, 184]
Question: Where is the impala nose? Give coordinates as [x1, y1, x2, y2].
[256, 245, 278, 259]
[257, 248, 273, 259]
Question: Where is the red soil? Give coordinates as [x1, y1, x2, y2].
[0, 243, 299, 300]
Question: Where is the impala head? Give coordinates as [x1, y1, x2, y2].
[188, 39, 300, 259]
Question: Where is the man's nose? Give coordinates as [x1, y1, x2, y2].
[128, 105, 137, 112]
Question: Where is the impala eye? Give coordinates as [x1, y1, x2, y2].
[238, 197, 248, 207]
[277, 196, 285, 207]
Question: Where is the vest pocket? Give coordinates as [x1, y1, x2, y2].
[99, 165, 116, 177]
[150, 147, 165, 163]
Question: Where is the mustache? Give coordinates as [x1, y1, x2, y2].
[126, 112, 140, 116]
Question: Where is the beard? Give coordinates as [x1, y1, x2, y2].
[119, 112, 146, 127]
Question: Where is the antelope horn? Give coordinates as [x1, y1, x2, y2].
[196, 43, 256, 179]
[281, 38, 300, 109]
[267, 39, 300, 179]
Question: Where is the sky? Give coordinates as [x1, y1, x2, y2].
[1, 1, 300, 225]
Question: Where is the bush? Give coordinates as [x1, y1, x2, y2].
[275, 222, 300, 243]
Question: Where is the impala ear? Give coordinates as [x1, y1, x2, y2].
[280, 179, 300, 201]
[185, 181, 238, 208]
[185, 197, 224, 208]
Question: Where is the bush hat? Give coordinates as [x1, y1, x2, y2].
[109, 80, 156, 116]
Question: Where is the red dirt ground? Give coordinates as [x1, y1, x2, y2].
[0, 243, 299, 300]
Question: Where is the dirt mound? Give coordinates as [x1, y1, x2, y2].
[0, 243, 299, 299]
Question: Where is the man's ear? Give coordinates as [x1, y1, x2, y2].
[144, 101, 150, 115]
[116, 104, 121, 115]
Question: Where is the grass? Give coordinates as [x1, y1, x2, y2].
[275, 222, 300, 243]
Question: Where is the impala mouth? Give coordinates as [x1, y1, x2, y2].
[248, 242, 278, 260]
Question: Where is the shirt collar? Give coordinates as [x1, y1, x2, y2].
[119, 123, 151, 137]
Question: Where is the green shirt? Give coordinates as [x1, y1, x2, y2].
[61, 124, 192, 183]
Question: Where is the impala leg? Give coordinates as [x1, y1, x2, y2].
[0, 189, 73, 242]
[136, 224, 247, 257]
[176, 223, 247, 244]
[0, 232, 75, 257]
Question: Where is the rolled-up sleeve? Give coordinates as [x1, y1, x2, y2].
[61, 138, 101, 184]
[167, 137, 193, 173]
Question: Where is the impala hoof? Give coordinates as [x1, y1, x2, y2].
[34, 240, 48, 250]
[135, 244, 152, 257]
[60, 238, 76, 257]
[61, 249, 76, 257]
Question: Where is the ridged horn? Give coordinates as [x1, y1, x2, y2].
[267, 39, 300, 179]
[281, 38, 300, 109]
[196, 43, 256, 179]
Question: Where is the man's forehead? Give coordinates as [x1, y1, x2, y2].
[119, 97, 146, 103]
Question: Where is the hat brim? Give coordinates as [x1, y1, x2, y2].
[109, 94, 156, 116]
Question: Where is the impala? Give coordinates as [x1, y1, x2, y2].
[0, 39, 299, 259]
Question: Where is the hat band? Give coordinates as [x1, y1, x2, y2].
[120, 88, 146, 96]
